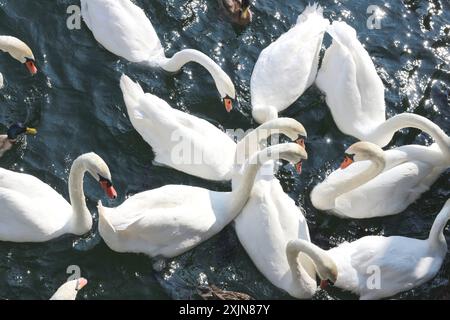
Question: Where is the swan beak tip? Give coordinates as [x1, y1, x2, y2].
[107, 186, 118, 199]
[77, 278, 88, 290]
[296, 162, 303, 174]
[25, 60, 38, 75]
[224, 98, 233, 113]
[320, 280, 328, 289]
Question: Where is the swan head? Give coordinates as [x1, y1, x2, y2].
[221, 81, 236, 113]
[265, 118, 307, 148]
[317, 262, 338, 290]
[50, 278, 88, 300]
[340, 141, 384, 170]
[6, 123, 37, 142]
[274, 143, 308, 174]
[2, 36, 37, 75]
[81, 153, 118, 200]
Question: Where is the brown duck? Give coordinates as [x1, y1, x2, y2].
[219, 0, 253, 26]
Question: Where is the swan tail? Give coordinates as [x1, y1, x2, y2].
[296, 3, 324, 25]
[325, 21, 358, 48]
[120, 74, 145, 115]
[428, 199, 450, 245]
[97, 201, 117, 234]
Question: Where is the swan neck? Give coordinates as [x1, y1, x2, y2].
[428, 201, 450, 251]
[68, 158, 92, 235]
[370, 114, 450, 152]
[286, 240, 334, 285]
[227, 146, 285, 218]
[235, 120, 286, 164]
[328, 155, 385, 203]
[160, 49, 227, 91]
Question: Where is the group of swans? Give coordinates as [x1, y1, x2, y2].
[311, 21, 450, 218]
[80, 0, 236, 111]
[0, 35, 37, 89]
[120, 75, 306, 181]
[79, 0, 448, 300]
[97, 143, 307, 258]
[0, 0, 447, 301]
[288, 198, 450, 300]
[0, 153, 116, 242]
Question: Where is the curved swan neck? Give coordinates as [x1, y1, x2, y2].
[428, 200, 450, 251]
[286, 240, 334, 284]
[369, 113, 450, 152]
[325, 154, 386, 205]
[158, 49, 232, 97]
[68, 158, 92, 235]
[236, 119, 295, 163]
[227, 144, 301, 218]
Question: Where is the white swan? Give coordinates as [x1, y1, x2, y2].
[50, 278, 88, 300]
[287, 198, 450, 300]
[235, 160, 320, 299]
[120, 74, 306, 181]
[315, 21, 389, 144]
[0, 153, 117, 242]
[0, 36, 37, 88]
[251, 3, 329, 124]
[311, 129, 450, 218]
[81, 0, 236, 107]
[97, 143, 307, 258]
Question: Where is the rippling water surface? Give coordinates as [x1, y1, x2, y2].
[0, 0, 449, 300]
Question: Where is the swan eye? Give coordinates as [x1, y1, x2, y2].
[99, 175, 112, 187]
[295, 135, 306, 148]
[344, 153, 355, 160]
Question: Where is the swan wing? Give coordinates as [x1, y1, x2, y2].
[0, 169, 71, 241]
[81, 0, 164, 63]
[0, 168, 69, 204]
[335, 160, 434, 218]
[251, 4, 329, 113]
[121, 76, 236, 180]
[235, 176, 313, 291]
[332, 236, 441, 299]
[103, 186, 226, 257]
[316, 21, 386, 140]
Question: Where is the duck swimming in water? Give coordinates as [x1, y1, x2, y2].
[0, 123, 37, 158]
[220, 0, 253, 26]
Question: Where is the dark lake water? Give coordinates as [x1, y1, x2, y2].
[0, 0, 449, 300]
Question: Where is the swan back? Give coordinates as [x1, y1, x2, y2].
[81, 0, 164, 64]
[251, 3, 329, 124]
[316, 21, 386, 141]
[0, 36, 35, 63]
[0, 168, 73, 242]
[328, 235, 445, 300]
